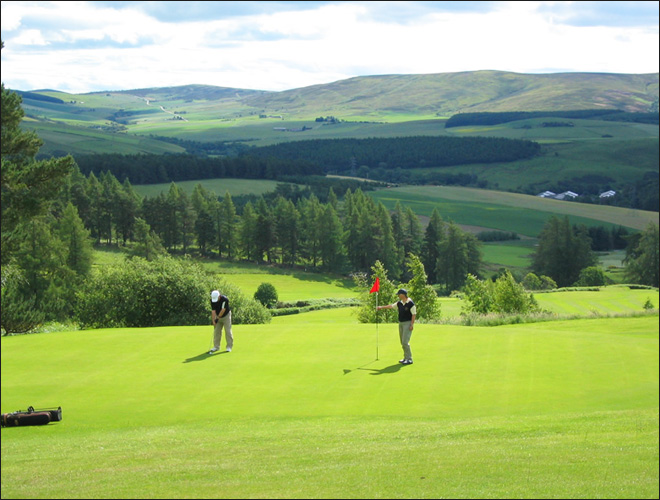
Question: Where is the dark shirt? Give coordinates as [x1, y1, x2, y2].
[396, 299, 415, 322]
[211, 295, 230, 318]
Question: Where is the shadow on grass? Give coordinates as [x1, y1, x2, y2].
[182, 351, 229, 363]
[359, 363, 405, 375]
[343, 361, 406, 375]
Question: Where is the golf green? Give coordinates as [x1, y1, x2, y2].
[1, 314, 657, 498]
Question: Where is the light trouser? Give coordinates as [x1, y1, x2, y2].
[398, 321, 413, 361]
[213, 312, 233, 350]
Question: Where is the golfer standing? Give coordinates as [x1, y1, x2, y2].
[209, 290, 233, 353]
[377, 288, 416, 365]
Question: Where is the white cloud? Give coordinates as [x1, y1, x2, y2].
[1, 1, 658, 93]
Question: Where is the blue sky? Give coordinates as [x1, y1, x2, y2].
[1, 1, 658, 93]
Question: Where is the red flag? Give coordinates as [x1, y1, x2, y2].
[369, 277, 380, 293]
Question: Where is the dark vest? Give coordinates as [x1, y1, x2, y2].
[211, 295, 230, 318]
[397, 299, 415, 322]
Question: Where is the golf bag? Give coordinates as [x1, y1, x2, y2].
[1, 406, 62, 427]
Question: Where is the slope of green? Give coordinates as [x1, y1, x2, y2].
[1, 314, 657, 498]
[21, 119, 185, 156]
[132, 178, 283, 198]
[369, 185, 659, 235]
[242, 71, 659, 119]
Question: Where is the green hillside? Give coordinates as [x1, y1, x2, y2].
[15, 71, 659, 153]
[243, 71, 659, 119]
[368, 185, 659, 235]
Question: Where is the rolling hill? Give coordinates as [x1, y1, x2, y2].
[17, 70, 659, 129]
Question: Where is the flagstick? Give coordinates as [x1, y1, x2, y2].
[375, 293, 379, 360]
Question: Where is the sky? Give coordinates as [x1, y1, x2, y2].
[1, 1, 658, 94]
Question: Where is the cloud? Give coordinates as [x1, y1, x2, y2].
[1, 1, 658, 93]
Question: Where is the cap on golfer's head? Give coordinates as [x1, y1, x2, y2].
[211, 290, 220, 302]
[397, 288, 408, 296]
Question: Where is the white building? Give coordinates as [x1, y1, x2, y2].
[555, 191, 579, 200]
[599, 190, 616, 198]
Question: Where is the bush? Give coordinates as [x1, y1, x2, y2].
[254, 282, 278, 308]
[574, 266, 608, 286]
[75, 256, 270, 328]
[463, 270, 539, 315]
[522, 272, 543, 290]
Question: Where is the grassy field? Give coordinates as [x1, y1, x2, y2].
[534, 286, 658, 316]
[1, 311, 657, 499]
[369, 185, 659, 236]
[132, 179, 285, 198]
[480, 241, 536, 269]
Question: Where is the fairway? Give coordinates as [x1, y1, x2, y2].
[534, 287, 659, 315]
[2, 314, 658, 499]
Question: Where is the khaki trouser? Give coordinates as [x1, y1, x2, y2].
[398, 321, 413, 361]
[213, 312, 233, 350]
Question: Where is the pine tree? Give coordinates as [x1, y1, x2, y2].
[220, 192, 237, 259]
[437, 222, 469, 294]
[319, 204, 345, 272]
[533, 216, 596, 287]
[1, 69, 74, 263]
[55, 202, 93, 277]
[275, 197, 300, 267]
[405, 253, 440, 320]
[624, 223, 659, 287]
[239, 202, 258, 261]
[423, 208, 445, 283]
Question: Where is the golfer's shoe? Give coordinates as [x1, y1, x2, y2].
[402, 359, 413, 365]
[208, 347, 219, 354]
[399, 359, 406, 364]
[226, 347, 232, 352]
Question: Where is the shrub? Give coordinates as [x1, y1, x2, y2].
[643, 298, 654, 310]
[405, 253, 441, 321]
[574, 266, 608, 286]
[462, 274, 494, 314]
[522, 272, 543, 290]
[75, 256, 270, 328]
[463, 270, 539, 315]
[354, 263, 398, 324]
[539, 275, 558, 290]
[254, 282, 278, 308]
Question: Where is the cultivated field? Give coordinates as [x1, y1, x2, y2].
[369, 185, 659, 236]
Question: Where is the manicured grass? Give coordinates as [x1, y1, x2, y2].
[218, 272, 359, 302]
[1, 315, 657, 498]
[534, 286, 659, 315]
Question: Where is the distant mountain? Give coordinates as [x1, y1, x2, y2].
[241, 70, 659, 117]
[109, 84, 269, 102]
[18, 71, 659, 120]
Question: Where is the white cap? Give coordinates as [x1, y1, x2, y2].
[211, 290, 220, 302]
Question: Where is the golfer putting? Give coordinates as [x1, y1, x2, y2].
[377, 288, 416, 365]
[209, 290, 233, 354]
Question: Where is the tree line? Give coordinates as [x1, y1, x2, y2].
[73, 153, 323, 185]
[445, 110, 659, 128]
[58, 165, 483, 284]
[244, 136, 541, 172]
